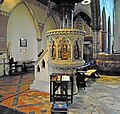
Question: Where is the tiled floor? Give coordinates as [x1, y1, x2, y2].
[0, 72, 120, 114]
[0, 72, 51, 114]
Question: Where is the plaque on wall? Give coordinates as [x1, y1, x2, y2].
[20, 38, 27, 47]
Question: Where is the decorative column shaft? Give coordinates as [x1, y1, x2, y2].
[71, 43, 73, 61]
[58, 3, 74, 29]
[56, 44, 59, 59]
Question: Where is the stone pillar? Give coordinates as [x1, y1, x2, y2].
[101, 30, 107, 53]
[92, 30, 100, 59]
[96, 31, 100, 55]
[66, 9, 74, 29]
[59, 7, 66, 29]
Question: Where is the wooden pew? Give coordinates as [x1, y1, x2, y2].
[84, 69, 100, 78]
[23, 60, 35, 72]
[75, 61, 100, 90]
[9, 60, 23, 75]
[75, 71, 87, 90]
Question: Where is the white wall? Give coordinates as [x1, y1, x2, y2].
[114, 0, 120, 53]
[7, 3, 37, 61]
[41, 15, 57, 50]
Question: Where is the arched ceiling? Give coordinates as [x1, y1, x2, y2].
[36, 0, 92, 28]
[74, 2, 91, 18]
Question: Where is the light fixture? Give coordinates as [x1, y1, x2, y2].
[81, 0, 91, 5]
[0, 0, 4, 4]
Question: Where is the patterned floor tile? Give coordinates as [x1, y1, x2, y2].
[20, 85, 30, 91]
[1, 73, 119, 114]
[0, 72, 51, 114]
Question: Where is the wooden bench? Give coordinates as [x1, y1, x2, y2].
[9, 58, 23, 75]
[75, 68, 100, 90]
[84, 69, 100, 78]
[75, 71, 87, 90]
[77, 60, 99, 71]
[22, 61, 35, 72]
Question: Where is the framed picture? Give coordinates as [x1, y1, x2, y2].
[20, 38, 27, 47]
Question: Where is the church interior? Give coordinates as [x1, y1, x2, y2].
[0, 0, 120, 114]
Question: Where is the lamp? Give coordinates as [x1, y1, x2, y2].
[81, 0, 91, 5]
[0, 0, 4, 4]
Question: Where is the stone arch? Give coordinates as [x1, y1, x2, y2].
[41, 15, 59, 49]
[74, 11, 91, 27]
[44, 13, 59, 29]
[7, 2, 38, 61]
[102, 7, 106, 31]
[74, 3, 91, 19]
[9, 1, 39, 40]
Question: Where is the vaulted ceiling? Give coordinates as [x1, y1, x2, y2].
[36, 0, 92, 26]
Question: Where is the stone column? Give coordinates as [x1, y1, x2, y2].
[66, 8, 74, 29]
[92, 30, 100, 59]
[96, 31, 100, 56]
[101, 30, 107, 53]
